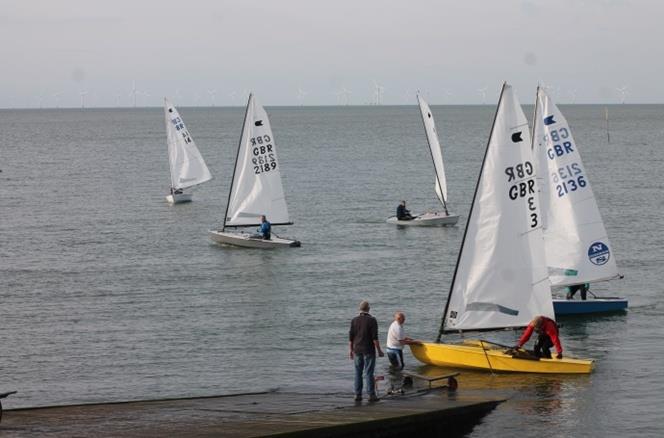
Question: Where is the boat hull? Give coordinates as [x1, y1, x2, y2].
[387, 212, 459, 226]
[410, 340, 593, 374]
[208, 230, 301, 248]
[166, 193, 193, 204]
[553, 298, 628, 315]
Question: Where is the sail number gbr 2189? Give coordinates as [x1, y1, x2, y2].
[505, 161, 538, 229]
[250, 135, 278, 175]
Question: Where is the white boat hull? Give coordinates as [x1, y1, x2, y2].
[208, 230, 301, 248]
[387, 212, 459, 226]
[166, 193, 193, 204]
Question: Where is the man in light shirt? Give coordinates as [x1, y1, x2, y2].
[385, 312, 417, 370]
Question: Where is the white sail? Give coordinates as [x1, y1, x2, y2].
[225, 94, 290, 227]
[533, 88, 619, 286]
[443, 83, 553, 333]
[164, 98, 212, 190]
[417, 95, 449, 207]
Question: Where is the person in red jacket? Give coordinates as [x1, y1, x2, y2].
[516, 316, 563, 359]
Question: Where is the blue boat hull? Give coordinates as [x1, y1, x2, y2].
[553, 298, 628, 316]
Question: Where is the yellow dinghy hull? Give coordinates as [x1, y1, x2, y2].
[410, 340, 593, 374]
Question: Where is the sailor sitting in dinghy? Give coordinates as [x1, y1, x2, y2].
[396, 201, 414, 221]
[515, 316, 563, 359]
[259, 215, 271, 240]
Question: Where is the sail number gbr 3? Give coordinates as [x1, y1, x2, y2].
[251, 135, 278, 175]
[505, 161, 539, 229]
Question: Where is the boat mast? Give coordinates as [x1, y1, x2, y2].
[222, 93, 252, 231]
[418, 93, 449, 215]
[165, 100, 176, 192]
[530, 86, 540, 152]
[436, 82, 508, 342]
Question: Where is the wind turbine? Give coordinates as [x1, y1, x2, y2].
[129, 80, 149, 107]
[540, 80, 560, 99]
[51, 92, 63, 108]
[616, 85, 629, 104]
[296, 88, 307, 106]
[443, 88, 453, 103]
[336, 87, 351, 105]
[115, 90, 122, 107]
[207, 89, 217, 107]
[477, 86, 488, 104]
[373, 81, 385, 105]
[228, 90, 238, 105]
[79, 90, 88, 109]
[129, 81, 138, 107]
[138, 90, 151, 107]
[568, 88, 578, 104]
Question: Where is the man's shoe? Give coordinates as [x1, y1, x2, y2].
[368, 395, 380, 402]
[354, 395, 362, 402]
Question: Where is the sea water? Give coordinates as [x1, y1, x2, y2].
[1, 104, 662, 436]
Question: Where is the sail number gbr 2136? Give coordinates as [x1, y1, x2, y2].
[505, 161, 538, 229]
[250, 135, 278, 175]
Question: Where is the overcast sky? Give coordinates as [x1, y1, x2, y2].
[0, 0, 660, 107]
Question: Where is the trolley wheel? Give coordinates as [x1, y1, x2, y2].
[447, 376, 458, 392]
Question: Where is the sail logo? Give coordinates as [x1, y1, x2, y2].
[588, 241, 610, 265]
[255, 120, 264, 127]
[511, 131, 523, 143]
[544, 115, 556, 125]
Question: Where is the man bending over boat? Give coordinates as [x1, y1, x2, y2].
[515, 316, 563, 359]
[396, 201, 414, 220]
[566, 283, 589, 300]
[386, 312, 418, 370]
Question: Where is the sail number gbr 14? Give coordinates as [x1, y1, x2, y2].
[505, 160, 539, 229]
[251, 134, 278, 175]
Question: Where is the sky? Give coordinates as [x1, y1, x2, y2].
[0, 0, 660, 107]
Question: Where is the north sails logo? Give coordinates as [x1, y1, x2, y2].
[511, 131, 523, 143]
[254, 120, 263, 127]
[544, 115, 556, 125]
[588, 241, 610, 265]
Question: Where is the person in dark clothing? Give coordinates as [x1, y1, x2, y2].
[516, 315, 563, 359]
[259, 215, 271, 240]
[566, 283, 589, 300]
[349, 300, 385, 402]
[396, 200, 414, 220]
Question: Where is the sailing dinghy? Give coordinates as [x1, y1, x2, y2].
[387, 95, 459, 226]
[209, 94, 300, 248]
[164, 98, 212, 203]
[409, 83, 593, 374]
[533, 87, 626, 315]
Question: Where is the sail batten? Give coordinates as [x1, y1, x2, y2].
[440, 83, 554, 336]
[164, 98, 212, 190]
[224, 94, 291, 227]
[533, 89, 619, 287]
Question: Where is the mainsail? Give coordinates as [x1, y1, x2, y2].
[532, 88, 620, 286]
[417, 94, 449, 212]
[164, 98, 212, 190]
[441, 83, 553, 334]
[224, 94, 291, 227]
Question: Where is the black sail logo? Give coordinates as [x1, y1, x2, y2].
[511, 131, 523, 143]
[255, 120, 263, 127]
